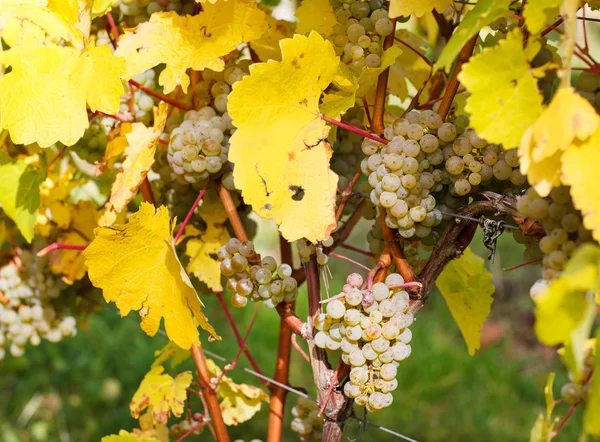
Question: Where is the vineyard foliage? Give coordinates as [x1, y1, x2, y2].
[0, 0, 599, 441]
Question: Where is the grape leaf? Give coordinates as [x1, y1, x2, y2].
[84, 203, 219, 349]
[389, 0, 452, 18]
[0, 153, 45, 242]
[534, 244, 599, 366]
[458, 29, 544, 149]
[49, 201, 98, 284]
[250, 14, 295, 62]
[130, 366, 192, 424]
[561, 128, 600, 243]
[92, 0, 113, 16]
[523, 0, 561, 34]
[320, 63, 359, 120]
[101, 431, 159, 442]
[152, 341, 190, 369]
[295, 0, 337, 37]
[0, 44, 125, 147]
[185, 212, 230, 292]
[356, 46, 403, 97]
[115, 1, 267, 94]
[227, 32, 339, 242]
[389, 30, 431, 101]
[585, 330, 600, 435]
[107, 102, 169, 214]
[436, 248, 494, 356]
[434, 0, 511, 71]
[206, 359, 269, 426]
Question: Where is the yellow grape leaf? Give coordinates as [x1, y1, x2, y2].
[585, 329, 600, 435]
[84, 203, 219, 349]
[206, 359, 269, 426]
[320, 63, 359, 120]
[186, 223, 229, 292]
[295, 0, 337, 37]
[534, 244, 599, 353]
[227, 32, 339, 242]
[523, 0, 560, 34]
[0, 44, 125, 147]
[107, 102, 169, 213]
[389, 0, 451, 18]
[522, 88, 599, 164]
[434, 0, 511, 71]
[98, 125, 130, 174]
[0, 0, 78, 45]
[458, 29, 543, 149]
[356, 46, 403, 98]
[101, 430, 159, 442]
[0, 153, 45, 242]
[129, 366, 192, 423]
[562, 128, 600, 242]
[436, 248, 494, 356]
[49, 201, 98, 284]
[92, 0, 113, 16]
[388, 30, 431, 101]
[152, 341, 190, 369]
[137, 411, 169, 442]
[115, 1, 267, 93]
[250, 14, 295, 62]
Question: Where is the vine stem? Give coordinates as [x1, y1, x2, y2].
[140, 178, 155, 206]
[394, 37, 432, 66]
[305, 257, 353, 442]
[217, 184, 249, 241]
[93, 111, 133, 122]
[47, 145, 68, 169]
[371, 20, 397, 135]
[190, 344, 231, 442]
[37, 243, 87, 256]
[174, 186, 207, 243]
[214, 291, 266, 382]
[378, 207, 417, 287]
[432, 9, 453, 40]
[106, 12, 120, 43]
[176, 422, 205, 442]
[503, 258, 542, 271]
[322, 115, 388, 145]
[553, 370, 594, 437]
[129, 79, 193, 111]
[338, 243, 375, 258]
[416, 89, 466, 110]
[437, 35, 478, 120]
[335, 169, 362, 222]
[329, 252, 371, 271]
[267, 236, 295, 442]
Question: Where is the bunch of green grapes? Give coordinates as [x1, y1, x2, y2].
[576, 71, 600, 111]
[531, 43, 559, 102]
[297, 238, 333, 266]
[517, 186, 594, 294]
[290, 397, 324, 441]
[314, 272, 413, 412]
[329, 0, 398, 73]
[218, 238, 298, 308]
[0, 248, 75, 360]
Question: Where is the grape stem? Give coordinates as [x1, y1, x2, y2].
[106, 11, 120, 43]
[432, 9, 453, 40]
[416, 89, 466, 110]
[267, 236, 296, 442]
[291, 333, 311, 363]
[318, 361, 350, 417]
[322, 115, 388, 145]
[503, 258, 542, 271]
[140, 177, 155, 206]
[47, 145, 68, 169]
[371, 20, 397, 135]
[338, 243, 375, 258]
[214, 291, 267, 383]
[128, 79, 193, 111]
[553, 370, 594, 437]
[436, 35, 478, 121]
[335, 169, 363, 223]
[189, 344, 231, 442]
[37, 243, 87, 257]
[329, 252, 371, 271]
[174, 186, 207, 243]
[402, 70, 433, 116]
[394, 37, 433, 66]
[175, 422, 205, 442]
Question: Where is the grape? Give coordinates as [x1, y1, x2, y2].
[561, 382, 583, 405]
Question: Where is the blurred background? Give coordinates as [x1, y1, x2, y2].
[0, 216, 581, 442]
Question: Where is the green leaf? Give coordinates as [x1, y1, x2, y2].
[530, 372, 557, 442]
[523, 0, 561, 34]
[584, 330, 600, 435]
[436, 248, 494, 356]
[0, 153, 45, 242]
[458, 29, 544, 148]
[434, 0, 511, 71]
[544, 372, 556, 419]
